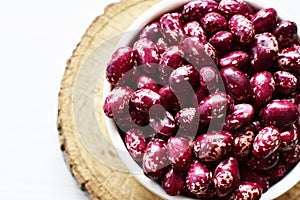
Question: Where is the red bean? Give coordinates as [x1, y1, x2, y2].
[183, 36, 218, 67]
[130, 88, 161, 113]
[199, 66, 220, 90]
[218, 0, 252, 19]
[246, 152, 280, 171]
[133, 38, 160, 74]
[277, 47, 300, 71]
[106, 47, 137, 86]
[273, 20, 298, 49]
[103, 86, 133, 118]
[182, 0, 219, 21]
[264, 163, 287, 184]
[232, 125, 255, 160]
[229, 181, 262, 200]
[279, 125, 299, 152]
[274, 71, 298, 95]
[159, 85, 180, 112]
[250, 32, 279, 72]
[220, 66, 252, 101]
[167, 136, 192, 171]
[137, 75, 160, 93]
[169, 64, 200, 94]
[200, 12, 228, 35]
[252, 8, 277, 33]
[183, 21, 207, 43]
[162, 168, 186, 196]
[160, 12, 185, 44]
[142, 139, 169, 180]
[175, 108, 199, 137]
[252, 126, 281, 159]
[260, 100, 299, 128]
[209, 31, 234, 55]
[219, 51, 249, 69]
[223, 104, 254, 131]
[213, 157, 240, 197]
[124, 129, 148, 162]
[194, 131, 234, 162]
[139, 22, 162, 42]
[149, 109, 176, 137]
[281, 143, 300, 165]
[198, 91, 234, 124]
[186, 160, 212, 196]
[250, 71, 275, 109]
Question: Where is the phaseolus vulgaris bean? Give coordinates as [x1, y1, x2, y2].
[220, 66, 252, 101]
[252, 8, 277, 33]
[250, 32, 279, 72]
[194, 131, 234, 162]
[213, 157, 240, 197]
[198, 91, 234, 124]
[252, 126, 281, 159]
[229, 181, 262, 200]
[186, 160, 212, 196]
[260, 100, 299, 128]
[209, 31, 234, 56]
[142, 139, 169, 180]
[103, 0, 300, 198]
[182, 0, 219, 22]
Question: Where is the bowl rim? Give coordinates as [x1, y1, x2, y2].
[103, 0, 300, 199]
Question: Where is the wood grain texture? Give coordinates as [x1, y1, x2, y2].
[57, 0, 300, 199]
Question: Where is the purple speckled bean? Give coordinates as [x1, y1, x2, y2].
[139, 22, 162, 42]
[209, 31, 234, 55]
[219, 51, 249, 69]
[194, 131, 234, 162]
[246, 152, 280, 171]
[279, 125, 299, 152]
[167, 136, 192, 171]
[133, 38, 160, 74]
[277, 47, 300, 71]
[159, 85, 180, 112]
[199, 66, 220, 90]
[186, 160, 212, 196]
[223, 103, 254, 131]
[229, 14, 255, 45]
[274, 71, 298, 95]
[137, 75, 160, 93]
[218, 0, 252, 19]
[182, 0, 219, 21]
[183, 21, 207, 43]
[169, 64, 200, 94]
[220, 66, 252, 101]
[264, 163, 287, 184]
[125, 129, 148, 162]
[162, 168, 186, 196]
[232, 124, 255, 160]
[149, 108, 176, 137]
[281, 143, 300, 165]
[240, 169, 270, 193]
[250, 71, 275, 108]
[250, 32, 279, 72]
[230, 182, 262, 200]
[213, 157, 240, 197]
[156, 37, 169, 54]
[273, 20, 298, 49]
[252, 8, 277, 33]
[252, 126, 281, 159]
[175, 108, 199, 137]
[198, 91, 234, 124]
[200, 12, 228, 35]
[260, 100, 299, 128]
[130, 88, 161, 113]
[142, 139, 169, 180]
[183, 36, 218, 67]
[106, 47, 137, 86]
[103, 86, 133, 118]
[160, 12, 185, 44]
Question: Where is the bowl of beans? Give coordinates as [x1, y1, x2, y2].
[102, 0, 300, 199]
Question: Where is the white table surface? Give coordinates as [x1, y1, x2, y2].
[0, 0, 298, 199]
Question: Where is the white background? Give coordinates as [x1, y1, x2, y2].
[0, 0, 298, 200]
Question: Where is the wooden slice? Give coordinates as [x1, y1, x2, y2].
[57, 0, 300, 199]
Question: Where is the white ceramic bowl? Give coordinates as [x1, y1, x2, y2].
[103, 0, 300, 199]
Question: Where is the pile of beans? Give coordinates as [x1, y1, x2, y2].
[103, 0, 300, 199]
